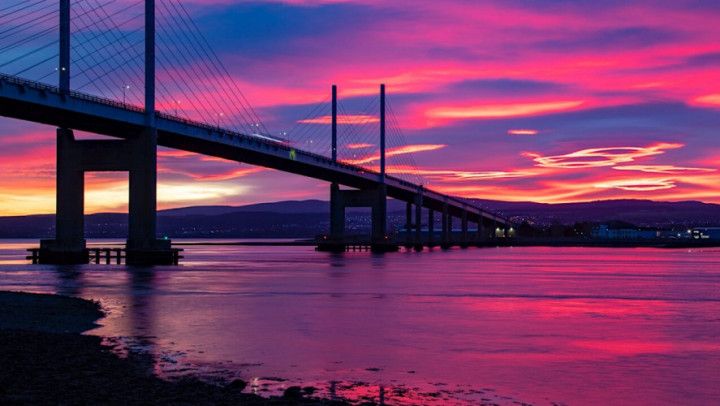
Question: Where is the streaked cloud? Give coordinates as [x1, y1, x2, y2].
[426, 100, 584, 120]
[613, 165, 716, 174]
[387, 165, 539, 181]
[297, 114, 379, 124]
[594, 178, 676, 191]
[342, 144, 446, 165]
[526, 143, 684, 169]
[507, 129, 539, 136]
[189, 167, 266, 181]
[347, 143, 374, 149]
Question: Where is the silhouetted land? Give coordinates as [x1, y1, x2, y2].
[0, 291, 345, 405]
[491, 237, 720, 248]
[1, 199, 720, 239]
[475, 199, 720, 228]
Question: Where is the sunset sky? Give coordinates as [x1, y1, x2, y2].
[1, 0, 720, 215]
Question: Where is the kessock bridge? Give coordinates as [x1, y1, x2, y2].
[0, 0, 510, 264]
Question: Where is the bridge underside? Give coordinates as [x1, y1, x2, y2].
[0, 78, 507, 223]
[0, 77, 511, 262]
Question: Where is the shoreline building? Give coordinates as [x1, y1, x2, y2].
[691, 227, 720, 240]
[592, 223, 658, 240]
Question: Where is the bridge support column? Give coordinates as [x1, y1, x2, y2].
[478, 219, 485, 245]
[441, 206, 449, 249]
[413, 194, 423, 251]
[126, 128, 171, 265]
[448, 215, 453, 247]
[329, 182, 344, 241]
[404, 201, 412, 248]
[39, 129, 87, 264]
[427, 209, 435, 247]
[38, 129, 173, 265]
[461, 211, 468, 247]
[370, 184, 389, 250]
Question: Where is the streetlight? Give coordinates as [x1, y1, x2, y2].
[216, 112, 224, 127]
[174, 100, 181, 116]
[122, 84, 130, 104]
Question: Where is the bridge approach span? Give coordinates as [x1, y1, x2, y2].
[0, 74, 507, 226]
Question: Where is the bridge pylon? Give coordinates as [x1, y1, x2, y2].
[319, 84, 396, 253]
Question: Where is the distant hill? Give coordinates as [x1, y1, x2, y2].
[159, 200, 332, 216]
[1, 198, 719, 238]
[472, 199, 720, 228]
[159, 199, 408, 216]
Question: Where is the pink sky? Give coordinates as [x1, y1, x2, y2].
[1, 0, 719, 215]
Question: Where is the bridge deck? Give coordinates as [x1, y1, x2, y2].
[0, 74, 506, 225]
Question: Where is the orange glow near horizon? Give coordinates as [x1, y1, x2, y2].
[694, 94, 720, 106]
[2, 137, 720, 215]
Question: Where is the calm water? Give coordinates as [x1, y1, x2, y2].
[1, 239, 719, 405]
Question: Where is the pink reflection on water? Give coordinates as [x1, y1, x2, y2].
[0, 243, 719, 404]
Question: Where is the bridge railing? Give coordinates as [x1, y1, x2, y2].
[0, 73, 146, 114]
[154, 110, 385, 178]
[0, 74, 379, 179]
[0, 73, 505, 223]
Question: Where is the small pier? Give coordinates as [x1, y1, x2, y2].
[343, 244, 372, 252]
[27, 247, 183, 265]
[316, 237, 400, 253]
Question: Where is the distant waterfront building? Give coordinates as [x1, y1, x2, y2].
[592, 223, 658, 240]
[657, 229, 691, 239]
[691, 227, 720, 240]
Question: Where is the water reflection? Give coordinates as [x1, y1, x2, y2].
[53, 265, 84, 297]
[0, 243, 719, 405]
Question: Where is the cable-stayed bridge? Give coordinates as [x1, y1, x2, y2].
[0, 0, 509, 264]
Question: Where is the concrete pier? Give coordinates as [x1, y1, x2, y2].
[320, 183, 397, 253]
[428, 209, 435, 247]
[38, 129, 174, 265]
[461, 210, 469, 247]
[39, 129, 87, 264]
[413, 194, 423, 251]
[405, 201, 413, 248]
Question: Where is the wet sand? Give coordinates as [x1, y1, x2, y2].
[0, 291, 344, 405]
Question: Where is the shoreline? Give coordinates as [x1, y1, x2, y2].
[171, 238, 720, 249]
[0, 291, 345, 405]
[174, 240, 317, 246]
[7, 237, 718, 249]
[491, 238, 720, 249]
